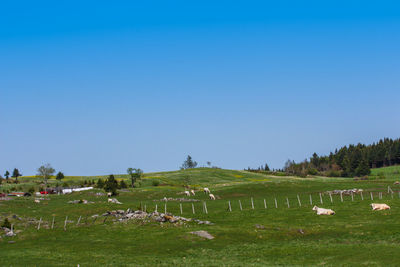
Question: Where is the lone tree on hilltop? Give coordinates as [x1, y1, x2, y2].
[4, 171, 10, 180]
[127, 168, 143, 188]
[12, 168, 21, 183]
[37, 164, 55, 188]
[181, 155, 198, 170]
[56, 172, 65, 181]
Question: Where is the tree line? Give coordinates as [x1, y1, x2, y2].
[284, 137, 400, 177]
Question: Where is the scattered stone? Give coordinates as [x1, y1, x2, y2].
[190, 230, 214, 240]
[68, 199, 94, 204]
[298, 229, 305, 235]
[326, 189, 363, 195]
[255, 224, 265, 230]
[108, 198, 122, 204]
[98, 209, 213, 226]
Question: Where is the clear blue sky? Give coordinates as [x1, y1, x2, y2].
[1, 1, 400, 176]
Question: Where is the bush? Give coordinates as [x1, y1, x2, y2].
[307, 168, 318, 175]
[96, 179, 105, 189]
[152, 180, 160, 186]
[119, 180, 128, 189]
[1, 218, 11, 229]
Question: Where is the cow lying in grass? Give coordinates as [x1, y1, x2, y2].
[371, 203, 390, 210]
[312, 206, 335, 215]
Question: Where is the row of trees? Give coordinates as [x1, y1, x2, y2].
[1, 165, 64, 185]
[284, 137, 400, 177]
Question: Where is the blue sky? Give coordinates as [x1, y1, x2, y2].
[1, 1, 400, 175]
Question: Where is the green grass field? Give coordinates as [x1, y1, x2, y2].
[1, 167, 400, 266]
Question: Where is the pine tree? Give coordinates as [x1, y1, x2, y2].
[12, 168, 21, 183]
[355, 158, 370, 176]
[56, 172, 65, 181]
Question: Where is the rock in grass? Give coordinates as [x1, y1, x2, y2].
[190, 230, 214, 240]
[255, 224, 265, 230]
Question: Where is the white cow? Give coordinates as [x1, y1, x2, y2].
[184, 191, 191, 197]
[312, 206, 335, 215]
[209, 194, 216, 200]
[107, 192, 112, 198]
[204, 188, 211, 194]
[190, 189, 195, 196]
[371, 203, 390, 210]
[34, 199, 40, 203]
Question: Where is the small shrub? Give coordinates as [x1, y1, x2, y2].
[152, 180, 160, 186]
[307, 168, 318, 175]
[119, 180, 128, 189]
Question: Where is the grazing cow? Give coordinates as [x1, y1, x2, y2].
[34, 199, 40, 203]
[184, 191, 191, 197]
[190, 189, 195, 196]
[371, 203, 390, 210]
[312, 206, 335, 215]
[209, 194, 216, 200]
[204, 188, 211, 194]
[107, 192, 112, 198]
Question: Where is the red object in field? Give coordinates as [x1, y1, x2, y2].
[40, 191, 49, 194]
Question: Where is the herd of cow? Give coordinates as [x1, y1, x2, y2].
[182, 189, 392, 215]
[184, 188, 215, 200]
[312, 203, 390, 215]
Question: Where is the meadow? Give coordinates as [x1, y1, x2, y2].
[1, 167, 400, 266]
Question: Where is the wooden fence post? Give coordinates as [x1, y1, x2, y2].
[274, 198, 278, 208]
[164, 203, 167, 214]
[51, 216, 55, 229]
[351, 192, 354, 202]
[155, 204, 158, 212]
[64, 216, 68, 231]
[204, 202, 208, 214]
[239, 200, 243, 210]
[144, 205, 147, 212]
[228, 201, 232, 212]
[329, 193, 333, 203]
[309, 195, 312, 205]
[180, 203, 183, 214]
[297, 194, 301, 207]
[361, 192, 364, 201]
[370, 192, 373, 200]
[340, 192, 343, 202]
[319, 193, 323, 204]
[286, 197, 290, 208]
[192, 203, 195, 214]
[77, 216, 81, 226]
[251, 198, 254, 209]
[263, 199, 267, 209]
[37, 217, 42, 230]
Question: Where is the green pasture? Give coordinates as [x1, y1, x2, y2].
[1, 167, 400, 266]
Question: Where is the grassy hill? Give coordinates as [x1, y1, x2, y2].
[2, 167, 400, 265]
[370, 165, 400, 180]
